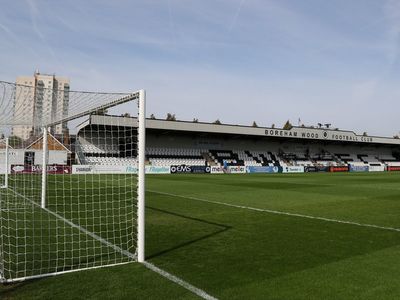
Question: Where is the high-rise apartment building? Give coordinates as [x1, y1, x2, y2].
[12, 72, 70, 140]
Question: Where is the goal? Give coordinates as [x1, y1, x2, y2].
[0, 81, 146, 282]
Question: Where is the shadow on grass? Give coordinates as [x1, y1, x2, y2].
[146, 206, 232, 260]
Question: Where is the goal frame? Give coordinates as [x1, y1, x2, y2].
[0, 88, 146, 283]
[0, 137, 9, 189]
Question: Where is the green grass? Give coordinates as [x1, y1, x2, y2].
[2, 172, 400, 299]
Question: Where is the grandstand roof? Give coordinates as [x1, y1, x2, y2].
[84, 115, 400, 146]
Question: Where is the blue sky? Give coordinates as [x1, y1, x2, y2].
[1, 0, 400, 136]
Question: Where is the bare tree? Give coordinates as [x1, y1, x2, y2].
[283, 120, 293, 130]
[213, 119, 222, 125]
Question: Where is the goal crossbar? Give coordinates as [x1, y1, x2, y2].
[44, 92, 141, 128]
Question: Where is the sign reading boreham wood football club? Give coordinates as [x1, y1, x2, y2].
[264, 128, 377, 143]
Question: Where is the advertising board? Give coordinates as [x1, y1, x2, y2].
[349, 165, 369, 172]
[227, 166, 246, 174]
[170, 165, 210, 174]
[246, 166, 281, 173]
[72, 165, 135, 174]
[11, 165, 71, 174]
[282, 166, 304, 173]
[210, 166, 224, 174]
[387, 166, 400, 171]
[145, 166, 171, 174]
[329, 166, 349, 172]
[368, 165, 385, 172]
[305, 166, 330, 172]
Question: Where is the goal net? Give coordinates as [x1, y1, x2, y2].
[0, 80, 146, 282]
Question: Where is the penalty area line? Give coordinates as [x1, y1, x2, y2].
[143, 262, 218, 300]
[148, 190, 400, 233]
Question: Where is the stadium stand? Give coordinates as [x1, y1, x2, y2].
[74, 115, 400, 171]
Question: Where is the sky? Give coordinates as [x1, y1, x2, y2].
[0, 0, 400, 137]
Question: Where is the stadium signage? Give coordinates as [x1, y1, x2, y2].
[305, 166, 330, 172]
[265, 128, 374, 143]
[210, 166, 224, 174]
[191, 166, 211, 174]
[170, 165, 192, 173]
[349, 165, 369, 172]
[368, 165, 385, 172]
[227, 166, 246, 174]
[246, 166, 281, 173]
[170, 165, 211, 174]
[387, 166, 400, 171]
[146, 166, 171, 174]
[329, 166, 349, 172]
[12, 165, 71, 174]
[72, 165, 171, 174]
[282, 166, 304, 173]
[73, 165, 134, 174]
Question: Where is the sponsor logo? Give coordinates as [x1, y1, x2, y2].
[246, 166, 282, 173]
[146, 166, 170, 174]
[228, 166, 246, 173]
[12, 165, 71, 174]
[387, 166, 400, 171]
[126, 166, 138, 173]
[75, 166, 93, 172]
[171, 165, 210, 174]
[210, 166, 224, 174]
[283, 166, 304, 173]
[349, 165, 369, 172]
[368, 166, 385, 172]
[12, 165, 24, 172]
[171, 165, 192, 174]
[330, 166, 349, 172]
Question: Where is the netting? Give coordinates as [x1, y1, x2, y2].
[0, 81, 145, 282]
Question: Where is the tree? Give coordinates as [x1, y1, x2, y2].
[95, 108, 108, 115]
[363, 132, 368, 136]
[213, 119, 222, 125]
[166, 113, 176, 121]
[150, 114, 156, 119]
[394, 135, 399, 139]
[252, 121, 258, 127]
[283, 120, 293, 130]
[8, 135, 23, 148]
[193, 118, 199, 123]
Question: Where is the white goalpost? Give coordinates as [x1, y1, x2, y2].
[0, 138, 9, 189]
[0, 81, 146, 282]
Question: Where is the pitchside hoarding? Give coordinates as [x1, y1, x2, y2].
[349, 165, 369, 172]
[387, 166, 400, 171]
[329, 166, 349, 172]
[210, 166, 224, 174]
[282, 166, 304, 173]
[227, 166, 246, 174]
[170, 165, 211, 174]
[72, 165, 170, 174]
[368, 165, 385, 172]
[11, 165, 71, 174]
[246, 166, 281, 173]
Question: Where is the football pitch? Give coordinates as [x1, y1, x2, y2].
[2, 172, 400, 299]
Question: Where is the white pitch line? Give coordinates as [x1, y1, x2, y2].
[7, 188, 218, 299]
[9, 188, 136, 260]
[148, 190, 400, 233]
[143, 262, 218, 300]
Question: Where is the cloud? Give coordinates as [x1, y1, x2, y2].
[0, 1, 399, 136]
[25, 0, 57, 59]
